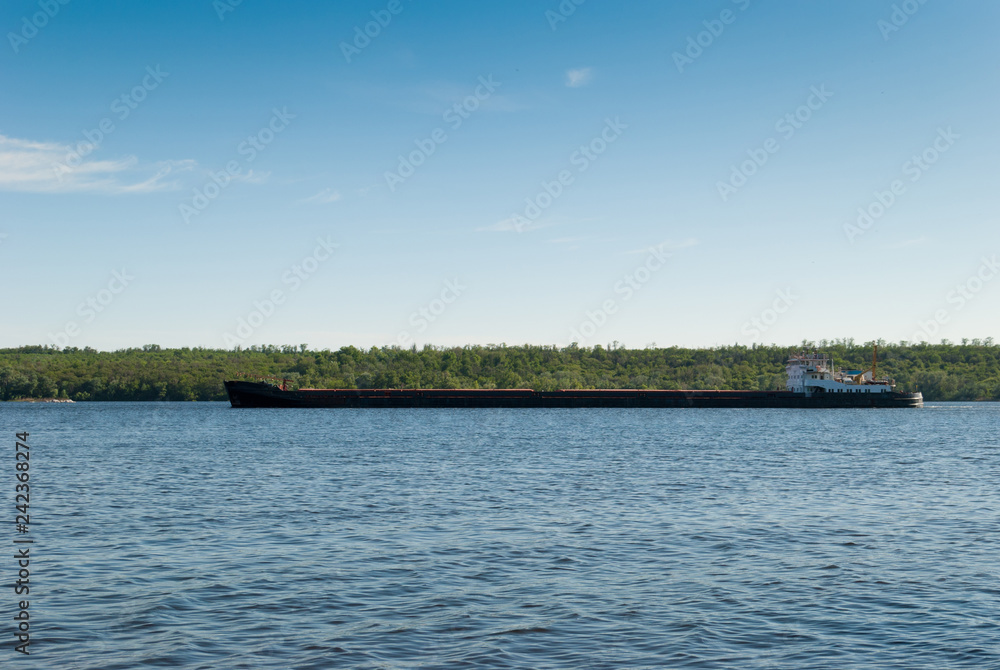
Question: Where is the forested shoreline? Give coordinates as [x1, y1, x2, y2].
[1, 341, 999, 402]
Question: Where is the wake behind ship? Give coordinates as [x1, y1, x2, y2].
[224, 351, 923, 409]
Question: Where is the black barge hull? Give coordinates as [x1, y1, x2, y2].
[224, 381, 923, 409]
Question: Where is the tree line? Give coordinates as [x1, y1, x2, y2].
[1, 340, 998, 402]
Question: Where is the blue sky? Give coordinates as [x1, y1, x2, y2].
[1, 0, 998, 351]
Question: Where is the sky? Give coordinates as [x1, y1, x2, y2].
[1, 0, 998, 351]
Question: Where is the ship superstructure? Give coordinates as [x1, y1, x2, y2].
[785, 347, 895, 396]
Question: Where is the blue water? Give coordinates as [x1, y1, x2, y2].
[4, 402, 999, 669]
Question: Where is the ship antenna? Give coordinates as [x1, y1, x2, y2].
[873, 344, 878, 381]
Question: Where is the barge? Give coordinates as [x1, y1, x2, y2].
[224, 350, 923, 408]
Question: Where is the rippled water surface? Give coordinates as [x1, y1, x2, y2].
[4, 402, 1000, 669]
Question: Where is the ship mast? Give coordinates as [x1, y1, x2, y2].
[872, 345, 878, 381]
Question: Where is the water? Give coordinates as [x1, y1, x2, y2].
[3, 402, 999, 669]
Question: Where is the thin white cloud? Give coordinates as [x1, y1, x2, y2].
[477, 217, 524, 233]
[477, 216, 555, 233]
[232, 170, 269, 185]
[0, 134, 193, 194]
[565, 68, 593, 88]
[301, 187, 342, 204]
[547, 235, 624, 249]
[380, 79, 526, 116]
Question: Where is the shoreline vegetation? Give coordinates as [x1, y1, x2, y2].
[1, 340, 998, 403]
